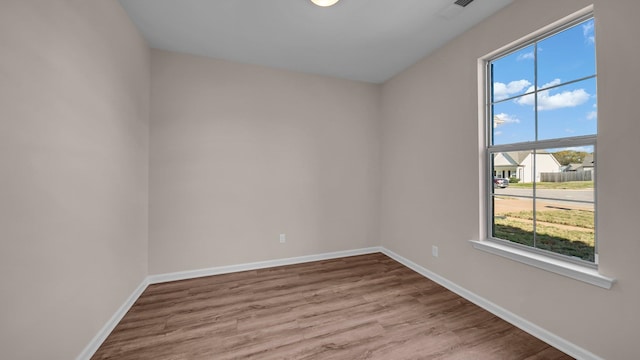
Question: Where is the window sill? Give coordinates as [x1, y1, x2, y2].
[469, 240, 615, 289]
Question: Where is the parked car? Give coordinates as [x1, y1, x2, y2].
[493, 177, 509, 188]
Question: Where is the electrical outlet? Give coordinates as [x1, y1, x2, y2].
[432, 245, 439, 258]
[279, 234, 286, 243]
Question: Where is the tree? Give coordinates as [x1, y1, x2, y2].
[552, 150, 589, 166]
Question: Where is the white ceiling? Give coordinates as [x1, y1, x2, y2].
[119, 0, 513, 83]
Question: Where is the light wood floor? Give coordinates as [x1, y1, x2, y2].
[92, 253, 572, 359]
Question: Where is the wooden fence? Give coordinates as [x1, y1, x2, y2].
[540, 171, 592, 182]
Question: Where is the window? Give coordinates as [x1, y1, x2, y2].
[486, 16, 597, 266]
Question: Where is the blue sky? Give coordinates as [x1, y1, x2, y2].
[491, 18, 597, 147]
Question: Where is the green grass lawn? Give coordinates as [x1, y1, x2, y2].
[494, 208, 595, 262]
[500, 209, 594, 229]
[509, 181, 594, 190]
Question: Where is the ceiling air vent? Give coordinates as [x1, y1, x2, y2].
[454, 0, 475, 7]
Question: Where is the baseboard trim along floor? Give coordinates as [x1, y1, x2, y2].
[76, 278, 150, 360]
[77, 246, 602, 360]
[146, 247, 383, 285]
[380, 248, 602, 360]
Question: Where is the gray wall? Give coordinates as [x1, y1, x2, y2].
[149, 50, 381, 274]
[0, 1, 149, 359]
[380, 0, 640, 359]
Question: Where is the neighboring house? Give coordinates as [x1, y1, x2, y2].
[573, 154, 596, 180]
[561, 163, 582, 172]
[493, 151, 561, 183]
[561, 154, 595, 173]
[582, 154, 595, 173]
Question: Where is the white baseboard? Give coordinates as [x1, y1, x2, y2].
[380, 247, 603, 360]
[76, 277, 150, 360]
[147, 247, 383, 284]
[78, 246, 601, 360]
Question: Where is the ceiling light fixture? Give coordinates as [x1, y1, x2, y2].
[310, 0, 340, 7]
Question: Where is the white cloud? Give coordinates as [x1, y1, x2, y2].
[514, 78, 590, 110]
[493, 79, 531, 101]
[538, 78, 562, 89]
[517, 51, 534, 61]
[538, 89, 590, 110]
[587, 111, 597, 120]
[583, 22, 595, 44]
[493, 113, 520, 128]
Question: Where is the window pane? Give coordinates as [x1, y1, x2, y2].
[534, 199, 595, 262]
[492, 99, 535, 145]
[493, 196, 534, 247]
[537, 78, 597, 141]
[491, 151, 533, 196]
[537, 18, 596, 86]
[491, 45, 535, 101]
[544, 145, 595, 177]
[535, 145, 595, 261]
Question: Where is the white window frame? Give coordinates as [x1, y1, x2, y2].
[471, 6, 615, 289]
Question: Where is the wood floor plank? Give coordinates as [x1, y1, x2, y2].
[91, 253, 572, 359]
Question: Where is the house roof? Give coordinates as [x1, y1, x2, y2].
[508, 151, 532, 164]
[493, 152, 519, 166]
[563, 163, 584, 171]
[582, 154, 595, 167]
[494, 151, 556, 167]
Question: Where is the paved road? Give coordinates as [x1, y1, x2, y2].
[494, 187, 594, 203]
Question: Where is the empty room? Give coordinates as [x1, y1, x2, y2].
[1, 0, 639, 359]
